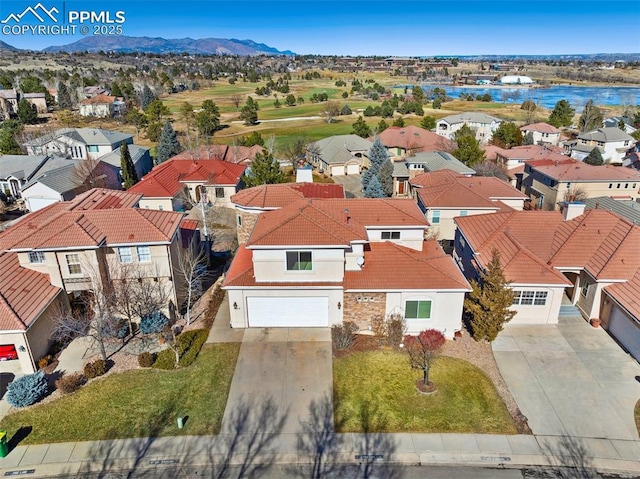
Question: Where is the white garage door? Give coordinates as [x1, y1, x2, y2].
[607, 307, 640, 361]
[346, 164, 360, 175]
[26, 197, 58, 212]
[331, 165, 345, 176]
[247, 297, 329, 327]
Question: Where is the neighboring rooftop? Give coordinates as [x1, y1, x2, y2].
[395, 151, 476, 176]
[525, 157, 640, 182]
[311, 135, 372, 165]
[96, 144, 150, 168]
[438, 112, 502, 125]
[376, 126, 454, 152]
[577, 127, 635, 143]
[496, 144, 567, 161]
[231, 182, 345, 209]
[583, 197, 640, 225]
[520, 122, 562, 134]
[80, 94, 117, 105]
[172, 145, 264, 164]
[23, 128, 133, 148]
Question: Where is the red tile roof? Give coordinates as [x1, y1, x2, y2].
[497, 145, 567, 160]
[68, 188, 142, 211]
[376, 125, 454, 152]
[128, 159, 247, 198]
[344, 241, 470, 291]
[605, 270, 640, 320]
[410, 170, 526, 209]
[247, 198, 427, 247]
[172, 145, 264, 164]
[520, 123, 561, 134]
[231, 183, 345, 209]
[527, 158, 640, 182]
[80, 94, 116, 105]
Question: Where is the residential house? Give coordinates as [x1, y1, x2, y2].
[520, 123, 562, 146]
[520, 157, 640, 210]
[436, 112, 503, 144]
[392, 151, 475, 197]
[603, 116, 637, 135]
[409, 170, 527, 242]
[21, 161, 121, 211]
[24, 128, 134, 161]
[494, 145, 568, 188]
[128, 158, 247, 211]
[95, 144, 153, 183]
[79, 94, 126, 118]
[22, 92, 47, 113]
[0, 88, 18, 117]
[224, 198, 471, 338]
[172, 145, 264, 165]
[307, 135, 372, 176]
[583, 196, 640, 226]
[0, 188, 191, 373]
[565, 127, 636, 165]
[375, 126, 454, 160]
[0, 154, 68, 199]
[231, 182, 346, 243]
[82, 86, 108, 98]
[454, 204, 640, 361]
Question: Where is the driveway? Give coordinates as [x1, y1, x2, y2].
[493, 316, 640, 440]
[0, 359, 22, 420]
[221, 328, 333, 434]
[331, 175, 364, 198]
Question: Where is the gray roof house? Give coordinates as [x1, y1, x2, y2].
[96, 144, 153, 181]
[307, 134, 373, 176]
[565, 127, 636, 164]
[24, 128, 134, 161]
[392, 151, 476, 197]
[583, 196, 640, 226]
[0, 154, 72, 199]
[435, 112, 503, 144]
[603, 116, 637, 135]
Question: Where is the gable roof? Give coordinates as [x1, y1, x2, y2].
[376, 126, 454, 152]
[231, 182, 345, 209]
[401, 151, 476, 175]
[438, 112, 502, 125]
[172, 145, 264, 164]
[70, 188, 142, 211]
[520, 123, 561, 134]
[526, 157, 640, 182]
[496, 145, 567, 161]
[577, 127, 635, 143]
[21, 162, 79, 194]
[24, 128, 133, 148]
[410, 170, 526, 209]
[128, 159, 247, 198]
[0, 154, 51, 181]
[247, 198, 427, 247]
[583, 197, 640, 226]
[95, 145, 150, 168]
[312, 135, 373, 165]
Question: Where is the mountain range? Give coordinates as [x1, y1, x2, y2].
[41, 36, 295, 55]
[0, 40, 20, 51]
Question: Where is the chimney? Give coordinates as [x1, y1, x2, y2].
[562, 201, 586, 221]
[344, 208, 350, 224]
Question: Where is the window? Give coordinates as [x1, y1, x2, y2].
[432, 210, 441, 224]
[28, 251, 45, 263]
[381, 231, 400, 240]
[215, 187, 225, 198]
[513, 291, 548, 306]
[66, 254, 82, 275]
[405, 300, 432, 319]
[609, 183, 613, 189]
[137, 246, 151, 263]
[459, 210, 468, 217]
[237, 215, 242, 226]
[581, 282, 589, 297]
[158, 205, 163, 211]
[286, 251, 312, 271]
[617, 183, 621, 189]
[117, 247, 133, 263]
[87, 145, 99, 153]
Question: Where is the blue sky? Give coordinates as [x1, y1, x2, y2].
[1, 0, 639, 55]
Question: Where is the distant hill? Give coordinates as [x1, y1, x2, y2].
[0, 40, 20, 51]
[43, 36, 295, 55]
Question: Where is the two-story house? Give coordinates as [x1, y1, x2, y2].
[375, 126, 454, 160]
[494, 144, 568, 188]
[409, 170, 527, 243]
[0, 188, 191, 373]
[454, 204, 640, 361]
[519, 123, 562, 146]
[565, 127, 636, 165]
[436, 112, 503, 144]
[520, 157, 640, 210]
[307, 135, 372, 176]
[79, 94, 126, 118]
[24, 128, 134, 161]
[223, 198, 471, 338]
[129, 158, 248, 211]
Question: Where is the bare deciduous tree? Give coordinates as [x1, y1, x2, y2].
[563, 185, 589, 202]
[174, 241, 209, 325]
[323, 101, 340, 123]
[231, 94, 242, 110]
[70, 158, 106, 192]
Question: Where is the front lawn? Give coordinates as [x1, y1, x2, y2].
[0, 343, 240, 445]
[334, 350, 517, 434]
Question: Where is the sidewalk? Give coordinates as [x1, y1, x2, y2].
[1, 432, 639, 477]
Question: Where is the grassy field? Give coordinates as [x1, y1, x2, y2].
[0, 343, 239, 444]
[333, 350, 517, 434]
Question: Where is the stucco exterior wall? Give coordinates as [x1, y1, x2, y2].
[509, 286, 564, 325]
[426, 208, 498, 241]
[139, 197, 175, 211]
[252, 248, 345, 283]
[365, 228, 425, 251]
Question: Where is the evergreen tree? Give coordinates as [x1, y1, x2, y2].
[145, 100, 171, 123]
[120, 141, 139, 189]
[196, 99, 220, 138]
[523, 131, 535, 145]
[464, 249, 517, 342]
[0, 120, 22, 154]
[376, 119, 389, 134]
[617, 118, 627, 131]
[490, 122, 523, 148]
[548, 99, 575, 128]
[110, 82, 123, 97]
[420, 115, 436, 130]
[584, 147, 604, 166]
[156, 122, 182, 164]
[364, 175, 385, 198]
[17, 98, 38, 124]
[412, 85, 424, 103]
[452, 124, 485, 166]
[243, 151, 285, 187]
[361, 168, 375, 192]
[367, 138, 393, 197]
[240, 96, 259, 125]
[379, 156, 394, 197]
[140, 85, 156, 111]
[578, 99, 603, 132]
[351, 115, 371, 138]
[392, 116, 405, 127]
[57, 82, 72, 110]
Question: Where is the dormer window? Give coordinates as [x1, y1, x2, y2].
[286, 251, 312, 271]
[28, 251, 45, 264]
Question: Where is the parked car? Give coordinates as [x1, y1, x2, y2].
[0, 344, 18, 361]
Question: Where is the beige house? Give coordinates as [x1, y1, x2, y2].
[436, 112, 503, 144]
[224, 198, 470, 338]
[520, 157, 640, 210]
[519, 123, 562, 146]
[79, 94, 125, 118]
[307, 135, 372, 176]
[0, 188, 192, 373]
[22, 92, 48, 113]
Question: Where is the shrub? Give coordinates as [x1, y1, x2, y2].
[83, 359, 108, 379]
[139, 311, 169, 334]
[37, 355, 52, 370]
[152, 349, 176, 370]
[6, 371, 48, 407]
[331, 322, 358, 350]
[152, 329, 209, 370]
[370, 314, 386, 337]
[137, 351, 156, 368]
[55, 373, 86, 394]
[113, 320, 130, 339]
[386, 313, 407, 349]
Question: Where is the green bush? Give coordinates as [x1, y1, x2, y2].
[83, 359, 108, 379]
[55, 373, 86, 394]
[6, 371, 48, 407]
[137, 351, 155, 368]
[152, 329, 209, 370]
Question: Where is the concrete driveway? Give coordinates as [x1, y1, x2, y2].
[331, 175, 364, 198]
[493, 316, 640, 440]
[221, 328, 333, 435]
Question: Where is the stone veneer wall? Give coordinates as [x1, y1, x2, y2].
[343, 292, 386, 331]
[237, 210, 259, 244]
